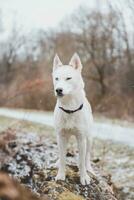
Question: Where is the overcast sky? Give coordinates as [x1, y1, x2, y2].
[0, 0, 132, 38]
[0, 0, 90, 32]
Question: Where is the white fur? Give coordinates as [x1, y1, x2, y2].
[52, 53, 94, 185]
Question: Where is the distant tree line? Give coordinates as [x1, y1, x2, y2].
[0, 2, 133, 120]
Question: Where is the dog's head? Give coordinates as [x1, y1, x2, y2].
[52, 53, 84, 98]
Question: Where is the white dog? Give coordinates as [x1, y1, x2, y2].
[52, 53, 94, 185]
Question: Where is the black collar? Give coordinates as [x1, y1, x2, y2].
[59, 104, 83, 114]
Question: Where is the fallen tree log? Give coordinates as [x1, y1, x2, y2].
[0, 128, 117, 200]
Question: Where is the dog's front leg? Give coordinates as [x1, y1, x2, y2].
[77, 135, 91, 185]
[55, 133, 67, 181]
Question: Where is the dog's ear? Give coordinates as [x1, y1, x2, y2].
[69, 53, 82, 71]
[53, 54, 62, 72]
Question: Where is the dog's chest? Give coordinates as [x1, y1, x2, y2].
[62, 113, 77, 129]
[54, 110, 81, 130]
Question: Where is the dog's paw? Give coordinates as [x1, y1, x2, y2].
[55, 172, 65, 181]
[86, 165, 96, 176]
[80, 173, 91, 185]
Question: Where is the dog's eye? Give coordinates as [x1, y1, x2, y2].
[55, 77, 59, 81]
[66, 77, 72, 80]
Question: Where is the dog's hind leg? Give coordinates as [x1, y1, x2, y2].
[86, 136, 95, 176]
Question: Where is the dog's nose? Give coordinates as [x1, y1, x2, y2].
[56, 88, 63, 95]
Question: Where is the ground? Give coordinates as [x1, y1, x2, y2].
[0, 116, 134, 200]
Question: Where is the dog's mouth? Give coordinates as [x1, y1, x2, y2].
[57, 93, 64, 97]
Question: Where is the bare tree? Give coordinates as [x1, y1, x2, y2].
[63, 7, 120, 95]
[0, 25, 24, 82]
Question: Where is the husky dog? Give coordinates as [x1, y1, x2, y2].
[52, 53, 94, 185]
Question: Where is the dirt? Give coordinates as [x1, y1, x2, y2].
[0, 127, 117, 200]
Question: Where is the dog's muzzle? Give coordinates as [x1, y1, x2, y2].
[56, 88, 64, 97]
